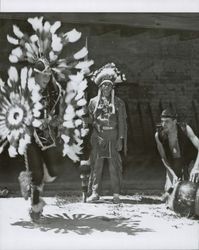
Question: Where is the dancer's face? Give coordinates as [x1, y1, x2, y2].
[34, 59, 51, 89]
[101, 81, 113, 98]
[161, 117, 177, 132]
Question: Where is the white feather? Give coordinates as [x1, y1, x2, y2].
[28, 68, 33, 77]
[20, 67, 28, 89]
[11, 47, 23, 58]
[77, 98, 87, 106]
[49, 51, 58, 62]
[9, 55, 18, 63]
[74, 129, 80, 137]
[64, 112, 75, 121]
[76, 108, 85, 117]
[73, 47, 88, 60]
[50, 21, 61, 33]
[63, 121, 74, 128]
[65, 92, 76, 104]
[8, 145, 17, 158]
[25, 42, 35, 56]
[81, 128, 89, 137]
[61, 134, 70, 144]
[7, 35, 19, 45]
[30, 34, 38, 42]
[28, 16, 43, 32]
[75, 60, 94, 70]
[33, 109, 41, 118]
[24, 134, 31, 144]
[72, 143, 82, 153]
[75, 119, 82, 127]
[8, 66, 18, 83]
[69, 72, 84, 82]
[64, 29, 81, 43]
[75, 91, 85, 101]
[18, 138, 26, 155]
[52, 34, 63, 52]
[63, 144, 80, 162]
[64, 105, 75, 117]
[27, 77, 36, 91]
[13, 25, 24, 39]
[33, 102, 43, 111]
[32, 119, 42, 127]
[31, 90, 42, 103]
[78, 79, 88, 92]
[44, 21, 51, 33]
[67, 80, 79, 92]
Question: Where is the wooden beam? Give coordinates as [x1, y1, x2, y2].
[0, 13, 199, 31]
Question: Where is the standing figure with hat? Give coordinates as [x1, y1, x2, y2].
[86, 63, 127, 203]
[4, 16, 93, 221]
[155, 108, 199, 207]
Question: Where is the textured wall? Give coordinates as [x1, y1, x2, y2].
[1, 17, 199, 153]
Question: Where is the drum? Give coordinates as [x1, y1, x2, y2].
[167, 181, 199, 217]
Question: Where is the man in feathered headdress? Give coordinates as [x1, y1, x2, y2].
[6, 16, 93, 221]
[87, 63, 127, 203]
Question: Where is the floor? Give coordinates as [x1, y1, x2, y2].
[0, 195, 198, 250]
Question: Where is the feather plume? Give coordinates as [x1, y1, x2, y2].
[50, 21, 61, 34]
[76, 108, 85, 117]
[75, 119, 82, 127]
[7, 35, 19, 45]
[32, 119, 42, 127]
[67, 81, 79, 92]
[20, 67, 28, 89]
[9, 55, 18, 63]
[28, 16, 44, 32]
[8, 66, 18, 83]
[27, 77, 36, 91]
[61, 134, 70, 143]
[11, 47, 23, 58]
[49, 51, 58, 62]
[33, 109, 41, 118]
[8, 145, 17, 158]
[44, 21, 51, 33]
[77, 98, 87, 106]
[28, 68, 33, 77]
[73, 47, 88, 60]
[63, 144, 80, 162]
[75, 60, 94, 70]
[81, 128, 89, 137]
[69, 72, 84, 82]
[30, 34, 38, 42]
[65, 92, 76, 104]
[13, 25, 24, 39]
[63, 120, 74, 128]
[75, 91, 86, 101]
[64, 29, 81, 43]
[74, 129, 80, 137]
[52, 34, 63, 52]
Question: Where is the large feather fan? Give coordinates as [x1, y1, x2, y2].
[0, 66, 43, 157]
[7, 16, 93, 162]
[7, 16, 94, 83]
[59, 72, 89, 162]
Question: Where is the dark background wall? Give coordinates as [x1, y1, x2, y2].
[0, 13, 199, 193]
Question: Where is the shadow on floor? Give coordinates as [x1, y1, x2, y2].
[11, 213, 154, 235]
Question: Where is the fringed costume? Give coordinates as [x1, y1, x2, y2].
[0, 16, 93, 221]
[87, 63, 127, 203]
